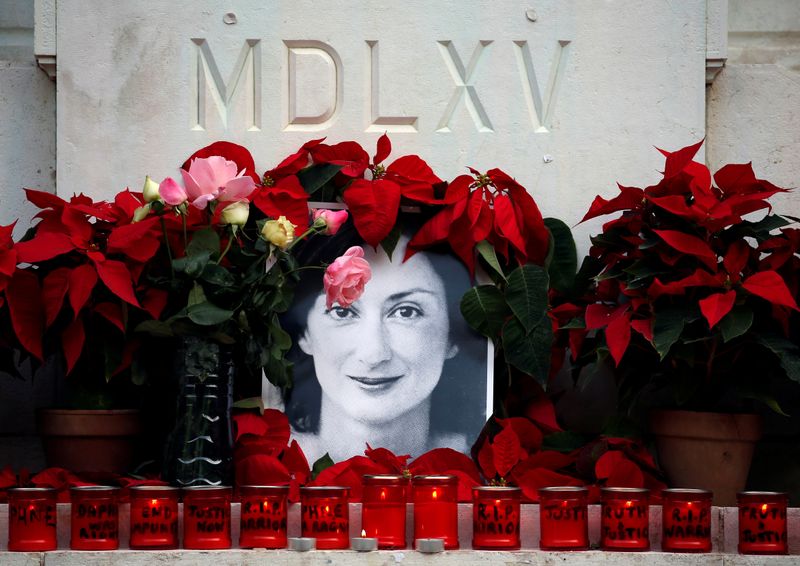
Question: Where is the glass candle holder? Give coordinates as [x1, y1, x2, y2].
[182, 486, 232, 550]
[737, 491, 788, 555]
[600, 487, 650, 551]
[70, 486, 120, 551]
[661, 488, 712, 553]
[539, 486, 589, 550]
[362, 475, 408, 549]
[300, 486, 350, 550]
[129, 486, 179, 550]
[7, 487, 58, 551]
[239, 485, 290, 549]
[472, 486, 521, 550]
[412, 475, 459, 550]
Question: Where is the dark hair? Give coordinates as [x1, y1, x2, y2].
[281, 213, 488, 442]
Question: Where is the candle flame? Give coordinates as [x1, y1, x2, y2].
[761, 504, 768, 513]
[151, 499, 159, 506]
[380, 490, 386, 501]
[361, 529, 367, 538]
[687, 502, 693, 508]
[495, 499, 501, 506]
[325, 505, 330, 513]
[432, 489, 438, 500]
[28, 504, 35, 512]
[625, 500, 633, 508]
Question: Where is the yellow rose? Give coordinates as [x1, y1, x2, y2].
[261, 216, 296, 249]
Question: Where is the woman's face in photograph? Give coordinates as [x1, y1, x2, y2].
[299, 247, 457, 424]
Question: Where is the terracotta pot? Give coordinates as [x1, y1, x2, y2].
[37, 409, 143, 473]
[649, 409, 762, 506]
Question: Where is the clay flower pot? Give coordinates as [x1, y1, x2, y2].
[649, 409, 762, 506]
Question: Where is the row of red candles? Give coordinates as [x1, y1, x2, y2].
[5, 475, 790, 555]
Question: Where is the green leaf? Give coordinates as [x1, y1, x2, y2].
[188, 282, 207, 306]
[232, 397, 265, 413]
[739, 391, 789, 416]
[186, 302, 234, 326]
[505, 265, 549, 333]
[380, 225, 402, 260]
[298, 164, 343, 195]
[269, 316, 292, 351]
[719, 306, 754, 343]
[131, 356, 146, 386]
[311, 453, 335, 479]
[460, 285, 509, 339]
[134, 320, 174, 337]
[502, 317, 552, 386]
[476, 240, 507, 282]
[542, 431, 590, 453]
[187, 227, 221, 258]
[544, 218, 577, 294]
[202, 263, 236, 287]
[172, 250, 211, 279]
[755, 333, 800, 384]
[652, 306, 692, 360]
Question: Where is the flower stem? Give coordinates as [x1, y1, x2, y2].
[181, 213, 188, 250]
[159, 217, 174, 277]
[217, 229, 235, 264]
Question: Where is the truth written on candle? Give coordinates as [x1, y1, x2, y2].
[739, 505, 788, 544]
[601, 504, 649, 541]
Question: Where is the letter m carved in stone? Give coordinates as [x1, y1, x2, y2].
[191, 39, 261, 131]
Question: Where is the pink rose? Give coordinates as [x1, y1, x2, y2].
[180, 155, 256, 210]
[324, 246, 371, 309]
[312, 209, 349, 235]
[158, 177, 187, 206]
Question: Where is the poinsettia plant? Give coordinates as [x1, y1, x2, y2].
[557, 140, 800, 413]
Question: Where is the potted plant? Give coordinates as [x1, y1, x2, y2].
[0, 188, 167, 472]
[559, 140, 800, 504]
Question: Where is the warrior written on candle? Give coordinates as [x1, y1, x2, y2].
[538, 486, 589, 551]
[183, 486, 232, 550]
[300, 486, 350, 550]
[70, 486, 120, 551]
[737, 491, 789, 555]
[600, 487, 650, 551]
[129, 486, 179, 550]
[239, 485, 289, 549]
[661, 488, 712, 553]
[7, 488, 58, 552]
[472, 486, 521, 550]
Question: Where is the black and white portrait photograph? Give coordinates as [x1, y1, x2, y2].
[270, 216, 493, 464]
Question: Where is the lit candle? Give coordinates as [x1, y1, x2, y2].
[737, 491, 788, 555]
[239, 485, 289, 549]
[538, 486, 589, 551]
[362, 474, 408, 549]
[182, 486, 232, 550]
[412, 475, 459, 550]
[300, 486, 350, 550]
[600, 487, 650, 551]
[472, 486, 521, 550]
[661, 488, 712, 553]
[69, 486, 120, 551]
[129, 485, 179, 550]
[7, 487, 57, 552]
[351, 529, 379, 551]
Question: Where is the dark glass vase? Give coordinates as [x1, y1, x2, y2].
[162, 336, 234, 486]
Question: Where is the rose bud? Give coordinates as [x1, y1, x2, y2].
[323, 246, 372, 309]
[262, 215, 296, 249]
[220, 201, 250, 226]
[159, 177, 188, 206]
[312, 209, 349, 235]
[142, 175, 162, 203]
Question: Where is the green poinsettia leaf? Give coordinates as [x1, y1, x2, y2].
[188, 282, 207, 307]
[502, 317, 552, 386]
[187, 227, 221, 258]
[202, 263, 236, 287]
[476, 240, 507, 282]
[460, 285, 509, 339]
[652, 306, 693, 360]
[380, 225, 401, 261]
[172, 250, 211, 279]
[719, 305, 754, 343]
[311, 453, 335, 479]
[542, 431, 590, 453]
[186, 302, 234, 326]
[544, 218, 576, 294]
[232, 397, 265, 413]
[505, 265, 549, 333]
[755, 333, 800, 384]
[298, 164, 343, 195]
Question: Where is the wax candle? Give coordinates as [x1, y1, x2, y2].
[737, 491, 788, 555]
[412, 475, 459, 550]
[239, 485, 289, 549]
[362, 474, 408, 549]
[472, 486, 521, 550]
[661, 488, 712, 553]
[182, 486, 232, 550]
[129, 485, 179, 550]
[300, 486, 350, 550]
[351, 529, 379, 551]
[7, 488, 57, 551]
[70, 486, 120, 551]
[600, 487, 650, 551]
[538, 486, 589, 550]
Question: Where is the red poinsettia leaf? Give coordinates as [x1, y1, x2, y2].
[699, 290, 737, 329]
[742, 271, 799, 310]
[311, 456, 388, 500]
[6, 270, 44, 360]
[62, 317, 85, 375]
[236, 454, 291, 487]
[107, 217, 160, 261]
[233, 413, 268, 441]
[0, 466, 16, 489]
[497, 417, 544, 452]
[182, 141, 260, 183]
[31, 467, 88, 490]
[714, 162, 759, 195]
[365, 445, 409, 472]
[723, 241, 751, 280]
[451, 470, 482, 501]
[595, 451, 645, 488]
[259, 409, 291, 450]
[647, 195, 697, 219]
[281, 439, 311, 481]
[374, 133, 391, 165]
[112, 189, 143, 220]
[585, 304, 628, 330]
[630, 318, 654, 342]
[24, 189, 66, 210]
[252, 176, 311, 231]
[517, 468, 584, 501]
[311, 141, 370, 178]
[140, 288, 168, 320]
[580, 184, 643, 223]
[68, 263, 98, 317]
[15, 232, 75, 263]
[491, 425, 523, 478]
[343, 178, 401, 247]
[93, 259, 140, 307]
[657, 139, 705, 179]
[447, 209, 480, 275]
[388, 155, 443, 186]
[94, 302, 125, 332]
[408, 448, 481, 483]
[42, 268, 70, 328]
[606, 312, 632, 366]
[653, 230, 716, 259]
[476, 438, 497, 479]
[493, 194, 527, 260]
[524, 394, 562, 433]
[507, 183, 550, 265]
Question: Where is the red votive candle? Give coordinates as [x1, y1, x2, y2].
[239, 485, 289, 549]
[7, 488, 57, 551]
[661, 488, 712, 553]
[362, 475, 408, 549]
[182, 486, 232, 550]
[600, 487, 650, 551]
[472, 486, 521, 550]
[129, 485, 179, 550]
[737, 491, 788, 555]
[70, 486, 120, 550]
[300, 486, 350, 549]
[412, 475, 459, 550]
[539, 486, 589, 550]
